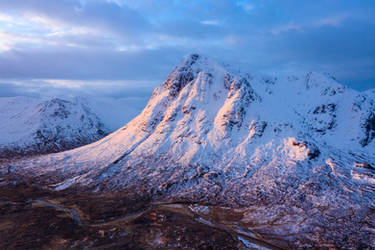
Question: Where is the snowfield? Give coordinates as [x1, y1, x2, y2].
[5, 54, 375, 248]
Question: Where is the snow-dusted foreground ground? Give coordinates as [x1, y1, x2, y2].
[4, 54, 375, 248]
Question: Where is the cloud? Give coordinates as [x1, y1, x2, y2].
[315, 16, 345, 27]
[0, 78, 156, 99]
[236, 1, 255, 12]
[271, 22, 302, 35]
[201, 20, 220, 26]
[0, 0, 373, 95]
[0, 0, 150, 47]
[271, 14, 352, 35]
[0, 45, 185, 80]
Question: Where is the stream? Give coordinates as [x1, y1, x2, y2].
[32, 199, 284, 250]
[33, 199, 82, 225]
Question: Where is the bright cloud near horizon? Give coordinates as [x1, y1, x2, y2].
[0, 0, 374, 98]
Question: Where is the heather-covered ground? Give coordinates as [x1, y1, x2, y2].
[0, 178, 269, 250]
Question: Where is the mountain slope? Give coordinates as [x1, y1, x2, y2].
[7, 54, 375, 248]
[0, 96, 109, 158]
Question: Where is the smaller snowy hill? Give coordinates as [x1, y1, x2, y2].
[0, 96, 109, 158]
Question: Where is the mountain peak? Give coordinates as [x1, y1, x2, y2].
[7, 55, 375, 248]
[161, 53, 244, 99]
[181, 53, 201, 66]
[178, 53, 228, 72]
[163, 54, 215, 97]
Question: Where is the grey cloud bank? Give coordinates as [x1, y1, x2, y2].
[0, 0, 374, 96]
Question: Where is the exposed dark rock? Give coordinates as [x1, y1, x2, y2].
[163, 54, 201, 97]
[354, 162, 375, 170]
[249, 120, 267, 138]
[307, 103, 337, 133]
[360, 112, 375, 146]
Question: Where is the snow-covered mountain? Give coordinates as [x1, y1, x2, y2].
[7, 54, 375, 248]
[0, 96, 109, 158]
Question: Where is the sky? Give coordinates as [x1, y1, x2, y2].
[0, 0, 374, 99]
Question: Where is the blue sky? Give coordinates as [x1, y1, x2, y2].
[0, 0, 374, 98]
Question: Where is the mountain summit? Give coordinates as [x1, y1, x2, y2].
[7, 54, 375, 248]
[0, 96, 108, 159]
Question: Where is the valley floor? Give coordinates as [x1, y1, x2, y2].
[0, 177, 279, 250]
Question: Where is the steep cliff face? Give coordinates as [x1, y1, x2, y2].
[7, 54, 375, 248]
[0, 97, 108, 158]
